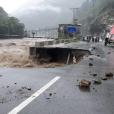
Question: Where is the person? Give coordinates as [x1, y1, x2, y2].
[104, 32, 110, 46]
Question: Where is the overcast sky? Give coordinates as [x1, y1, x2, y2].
[0, 0, 85, 29]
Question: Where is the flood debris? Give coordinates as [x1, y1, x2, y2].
[79, 80, 91, 88]
[105, 73, 114, 78]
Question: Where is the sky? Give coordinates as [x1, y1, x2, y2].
[0, 0, 85, 29]
[0, 0, 85, 14]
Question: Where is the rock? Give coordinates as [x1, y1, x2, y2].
[102, 77, 108, 81]
[89, 58, 94, 61]
[93, 79, 102, 85]
[92, 47, 96, 50]
[49, 93, 52, 96]
[79, 80, 91, 88]
[105, 73, 113, 78]
[93, 74, 97, 77]
[107, 52, 111, 54]
[46, 98, 50, 100]
[22, 87, 32, 91]
[97, 55, 100, 57]
[27, 88, 31, 91]
[89, 63, 93, 66]
[7, 86, 10, 88]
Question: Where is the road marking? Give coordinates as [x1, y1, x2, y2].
[8, 76, 60, 114]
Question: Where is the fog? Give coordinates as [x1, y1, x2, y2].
[11, 0, 85, 29]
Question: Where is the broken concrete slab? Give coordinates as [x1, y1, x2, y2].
[29, 47, 91, 65]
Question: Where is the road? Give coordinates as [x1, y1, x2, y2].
[0, 42, 114, 114]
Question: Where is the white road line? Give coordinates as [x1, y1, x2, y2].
[8, 76, 60, 114]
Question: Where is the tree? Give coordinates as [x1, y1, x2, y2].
[8, 17, 25, 37]
[0, 7, 25, 38]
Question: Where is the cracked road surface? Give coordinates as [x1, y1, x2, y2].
[0, 42, 114, 114]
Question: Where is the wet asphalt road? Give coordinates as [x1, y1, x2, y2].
[0, 42, 114, 114]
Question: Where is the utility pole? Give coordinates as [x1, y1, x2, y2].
[70, 8, 79, 24]
[92, 0, 96, 17]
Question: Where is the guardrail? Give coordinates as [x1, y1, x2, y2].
[35, 38, 78, 47]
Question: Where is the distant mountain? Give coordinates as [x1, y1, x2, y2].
[79, 0, 114, 35]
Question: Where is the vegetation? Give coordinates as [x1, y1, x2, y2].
[0, 7, 25, 38]
[79, 0, 114, 35]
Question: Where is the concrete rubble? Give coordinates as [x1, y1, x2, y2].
[105, 73, 114, 78]
[79, 80, 91, 88]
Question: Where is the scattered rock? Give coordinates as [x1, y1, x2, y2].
[0, 75, 3, 77]
[46, 98, 50, 100]
[102, 77, 108, 81]
[89, 63, 93, 66]
[79, 80, 91, 88]
[97, 55, 100, 57]
[92, 47, 96, 50]
[14, 83, 17, 85]
[89, 58, 94, 61]
[105, 73, 114, 78]
[93, 74, 97, 77]
[49, 93, 52, 97]
[93, 87, 95, 90]
[93, 79, 102, 85]
[77, 80, 79, 82]
[22, 87, 32, 91]
[107, 52, 111, 54]
[7, 86, 10, 88]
